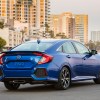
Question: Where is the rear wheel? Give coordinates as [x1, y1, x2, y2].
[4, 82, 20, 90]
[55, 67, 71, 90]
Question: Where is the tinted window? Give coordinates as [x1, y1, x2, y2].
[63, 42, 76, 54]
[73, 42, 89, 54]
[11, 42, 53, 52]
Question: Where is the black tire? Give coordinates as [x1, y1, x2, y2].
[93, 78, 100, 84]
[55, 67, 71, 90]
[4, 82, 20, 90]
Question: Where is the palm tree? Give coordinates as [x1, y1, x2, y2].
[56, 33, 67, 39]
[0, 37, 6, 51]
[45, 23, 50, 33]
[20, 29, 26, 43]
[49, 30, 54, 38]
[0, 21, 4, 29]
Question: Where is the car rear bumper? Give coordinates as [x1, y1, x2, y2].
[0, 69, 58, 83]
[0, 62, 59, 83]
[1, 77, 57, 84]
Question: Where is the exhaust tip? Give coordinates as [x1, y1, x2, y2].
[10, 80, 26, 84]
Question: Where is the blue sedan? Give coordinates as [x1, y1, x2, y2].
[0, 39, 100, 90]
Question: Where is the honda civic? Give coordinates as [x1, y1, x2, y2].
[0, 39, 100, 90]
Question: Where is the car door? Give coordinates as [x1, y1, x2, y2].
[61, 42, 83, 78]
[73, 41, 99, 77]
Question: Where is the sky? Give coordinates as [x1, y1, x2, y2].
[51, 0, 100, 33]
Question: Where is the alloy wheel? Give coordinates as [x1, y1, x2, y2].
[60, 68, 70, 89]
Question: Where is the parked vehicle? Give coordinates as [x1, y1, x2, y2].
[0, 39, 100, 90]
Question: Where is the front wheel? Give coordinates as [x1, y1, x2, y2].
[55, 67, 71, 90]
[4, 82, 20, 90]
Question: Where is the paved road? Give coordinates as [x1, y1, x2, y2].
[0, 80, 100, 100]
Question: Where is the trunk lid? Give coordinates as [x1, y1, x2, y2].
[2, 51, 43, 70]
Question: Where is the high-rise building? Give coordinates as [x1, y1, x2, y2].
[15, 0, 33, 23]
[0, 0, 50, 35]
[0, 0, 7, 19]
[0, 0, 15, 22]
[74, 15, 88, 43]
[59, 12, 75, 38]
[15, 0, 50, 34]
[50, 12, 75, 38]
[91, 31, 100, 42]
[34, 0, 50, 33]
[50, 13, 88, 41]
[50, 15, 60, 37]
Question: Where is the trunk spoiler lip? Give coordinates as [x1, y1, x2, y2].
[1, 51, 45, 54]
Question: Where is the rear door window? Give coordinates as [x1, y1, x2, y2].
[57, 42, 76, 54]
[63, 42, 76, 54]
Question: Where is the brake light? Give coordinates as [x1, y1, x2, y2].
[0, 53, 5, 64]
[33, 52, 53, 64]
[38, 54, 53, 64]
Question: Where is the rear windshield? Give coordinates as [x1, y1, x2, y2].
[11, 42, 53, 52]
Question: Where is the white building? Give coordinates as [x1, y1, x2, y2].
[91, 31, 100, 42]
[0, 28, 22, 48]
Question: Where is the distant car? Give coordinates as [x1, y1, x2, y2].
[0, 39, 100, 90]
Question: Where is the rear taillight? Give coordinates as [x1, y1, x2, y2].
[38, 54, 53, 64]
[33, 52, 53, 64]
[0, 53, 5, 65]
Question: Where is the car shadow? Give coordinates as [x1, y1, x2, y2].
[71, 81, 96, 88]
[4, 84, 57, 93]
[3, 80, 97, 92]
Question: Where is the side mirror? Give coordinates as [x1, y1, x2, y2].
[91, 50, 97, 55]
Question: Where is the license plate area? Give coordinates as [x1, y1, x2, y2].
[14, 62, 25, 67]
[6, 61, 33, 69]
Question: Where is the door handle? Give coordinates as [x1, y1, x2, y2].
[66, 55, 71, 58]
